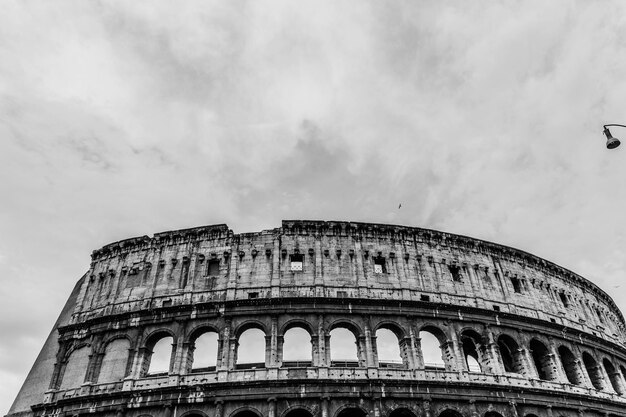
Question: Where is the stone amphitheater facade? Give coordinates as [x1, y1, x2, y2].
[7, 220, 626, 417]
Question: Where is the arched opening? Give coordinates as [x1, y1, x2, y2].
[460, 330, 483, 373]
[389, 408, 417, 417]
[190, 332, 218, 372]
[582, 352, 604, 390]
[231, 411, 260, 417]
[438, 410, 463, 417]
[284, 409, 313, 417]
[147, 336, 174, 375]
[484, 413, 504, 417]
[330, 327, 359, 367]
[59, 346, 90, 389]
[376, 328, 403, 368]
[282, 327, 313, 367]
[336, 408, 367, 417]
[603, 358, 624, 395]
[497, 334, 523, 373]
[98, 338, 130, 383]
[558, 346, 582, 385]
[236, 328, 266, 369]
[419, 329, 446, 369]
[529, 339, 556, 381]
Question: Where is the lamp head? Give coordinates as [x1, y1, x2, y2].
[604, 127, 621, 149]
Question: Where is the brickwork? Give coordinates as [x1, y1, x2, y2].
[7, 220, 626, 417]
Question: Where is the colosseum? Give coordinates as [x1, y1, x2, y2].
[7, 220, 626, 417]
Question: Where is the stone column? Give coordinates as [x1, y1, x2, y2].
[545, 405, 553, 417]
[399, 337, 415, 369]
[547, 340, 569, 383]
[171, 336, 185, 374]
[484, 327, 504, 374]
[178, 341, 192, 374]
[268, 398, 277, 417]
[363, 322, 376, 367]
[267, 317, 279, 367]
[218, 321, 232, 371]
[469, 400, 479, 417]
[271, 240, 281, 297]
[422, 400, 431, 417]
[447, 326, 465, 371]
[414, 336, 425, 368]
[214, 400, 224, 417]
[314, 238, 324, 297]
[508, 401, 518, 417]
[320, 397, 330, 417]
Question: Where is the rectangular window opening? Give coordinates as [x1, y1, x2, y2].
[559, 292, 569, 307]
[448, 265, 462, 282]
[493, 305, 500, 312]
[207, 259, 220, 277]
[290, 254, 304, 272]
[337, 291, 348, 298]
[511, 277, 522, 293]
[374, 257, 387, 274]
[248, 292, 259, 299]
[420, 294, 431, 302]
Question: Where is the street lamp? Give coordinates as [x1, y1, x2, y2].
[602, 124, 623, 149]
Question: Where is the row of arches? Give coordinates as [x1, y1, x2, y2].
[144, 327, 446, 374]
[161, 408, 560, 417]
[53, 317, 626, 398]
[459, 329, 626, 395]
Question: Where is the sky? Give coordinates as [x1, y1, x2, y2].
[3, 0, 626, 413]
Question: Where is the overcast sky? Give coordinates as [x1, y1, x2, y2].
[3, 0, 626, 413]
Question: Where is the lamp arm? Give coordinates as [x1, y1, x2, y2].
[603, 124, 626, 129]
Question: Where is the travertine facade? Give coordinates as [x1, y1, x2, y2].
[7, 220, 626, 417]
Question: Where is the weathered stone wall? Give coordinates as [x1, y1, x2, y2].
[7, 221, 626, 417]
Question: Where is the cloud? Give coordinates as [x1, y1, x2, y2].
[3, 0, 626, 413]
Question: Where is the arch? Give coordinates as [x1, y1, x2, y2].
[582, 351, 604, 390]
[328, 319, 362, 337]
[497, 334, 522, 373]
[281, 319, 315, 336]
[283, 408, 314, 417]
[524, 414, 540, 417]
[187, 324, 220, 344]
[389, 408, 417, 417]
[282, 326, 313, 367]
[179, 411, 209, 417]
[235, 328, 266, 369]
[558, 345, 582, 385]
[330, 327, 360, 367]
[99, 334, 134, 353]
[190, 331, 219, 372]
[419, 328, 446, 369]
[460, 329, 483, 373]
[98, 338, 131, 383]
[437, 410, 463, 417]
[418, 324, 448, 345]
[335, 406, 367, 417]
[529, 338, 557, 381]
[603, 358, 624, 394]
[233, 320, 267, 339]
[143, 329, 176, 349]
[146, 335, 174, 375]
[374, 321, 407, 340]
[229, 408, 263, 417]
[59, 345, 90, 389]
[376, 328, 404, 367]
[484, 413, 504, 417]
